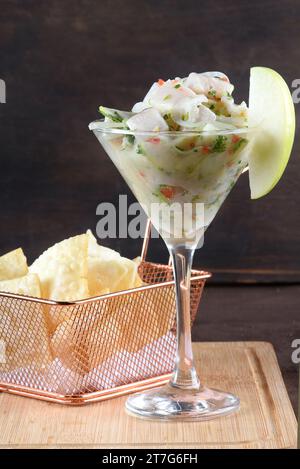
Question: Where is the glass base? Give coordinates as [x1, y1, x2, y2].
[126, 384, 240, 421]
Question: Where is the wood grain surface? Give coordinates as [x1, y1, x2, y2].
[0, 0, 299, 282]
[0, 342, 296, 449]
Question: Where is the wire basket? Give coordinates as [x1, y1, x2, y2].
[0, 223, 210, 405]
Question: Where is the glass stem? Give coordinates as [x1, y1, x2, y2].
[169, 245, 200, 390]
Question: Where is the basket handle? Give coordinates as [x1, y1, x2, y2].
[140, 219, 172, 266]
[140, 218, 152, 262]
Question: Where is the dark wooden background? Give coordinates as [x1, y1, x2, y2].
[0, 0, 299, 282]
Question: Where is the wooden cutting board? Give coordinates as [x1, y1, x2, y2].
[0, 342, 297, 449]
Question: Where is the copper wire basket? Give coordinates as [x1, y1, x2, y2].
[0, 222, 210, 405]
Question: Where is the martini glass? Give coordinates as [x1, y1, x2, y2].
[89, 120, 251, 420]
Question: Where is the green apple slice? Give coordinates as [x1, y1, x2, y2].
[248, 67, 295, 199]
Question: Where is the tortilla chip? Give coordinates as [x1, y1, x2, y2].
[50, 314, 90, 375]
[0, 248, 28, 281]
[87, 230, 143, 295]
[0, 295, 52, 372]
[30, 234, 89, 302]
[114, 287, 175, 353]
[0, 273, 41, 297]
[87, 231, 128, 296]
[86, 309, 122, 369]
[51, 304, 122, 373]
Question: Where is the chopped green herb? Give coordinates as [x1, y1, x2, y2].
[209, 104, 215, 110]
[99, 106, 124, 123]
[181, 112, 189, 121]
[208, 88, 216, 97]
[232, 137, 247, 153]
[122, 134, 135, 149]
[174, 83, 181, 89]
[163, 94, 171, 101]
[226, 91, 233, 99]
[212, 135, 227, 153]
[125, 134, 135, 145]
[136, 144, 146, 155]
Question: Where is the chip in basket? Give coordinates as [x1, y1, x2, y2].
[50, 305, 123, 374]
[87, 230, 143, 295]
[0, 230, 148, 376]
[29, 233, 89, 303]
[0, 273, 41, 297]
[0, 248, 28, 281]
[0, 295, 52, 372]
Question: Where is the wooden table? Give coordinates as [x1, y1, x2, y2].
[0, 342, 297, 449]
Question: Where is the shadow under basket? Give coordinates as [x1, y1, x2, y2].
[0, 225, 210, 405]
